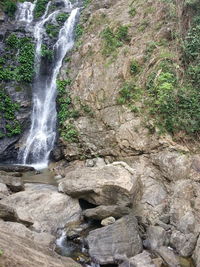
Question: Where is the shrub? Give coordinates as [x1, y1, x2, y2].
[41, 44, 53, 61]
[45, 23, 60, 38]
[34, 0, 49, 18]
[3, 1, 17, 17]
[56, 13, 69, 24]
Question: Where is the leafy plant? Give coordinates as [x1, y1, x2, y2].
[41, 44, 53, 61]
[56, 13, 69, 24]
[3, 0, 17, 17]
[34, 0, 49, 18]
[130, 59, 140, 74]
[45, 23, 60, 38]
[101, 25, 130, 56]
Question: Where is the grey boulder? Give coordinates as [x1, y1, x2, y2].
[59, 162, 141, 206]
[86, 213, 142, 264]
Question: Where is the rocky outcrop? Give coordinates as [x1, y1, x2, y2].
[0, 223, 81, 267]
[58, 162, 141, 206]
[119, 251, 156, 267]
[86, 213, 142, 264]
[0, 185, 82, 233]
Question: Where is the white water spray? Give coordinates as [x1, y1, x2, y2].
[18, 0, 79, 170]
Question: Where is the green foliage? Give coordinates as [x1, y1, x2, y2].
[130, 59, 140, 74]
[56, 13, 69, 24]
[41, 44, 53, 61]
[60, 123, 79, 142]
[45, 23, 60, 38]
[57, 79, 80, 142]
[146, 60, 200, 135]
[129, 7, 136, 17]
[183, 17, 200, 62]
[0, 249, 3, 256]
[117, 81, 141, 113]
[1, 35, 35, 83]
[101, 25, 130, 56]
[6, 33, 19, 48]
[84, 0, 92, 8]
[3, 0, 17, 17]
[0, 90, 21, 138]
[75, 24, 84, 39]
[34, 0, 49, 18]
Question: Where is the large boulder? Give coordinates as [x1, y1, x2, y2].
[0, 174, 24, 192]
[0, 185, 82, 233]
[86, 213, 142, 264]
[0, 183, 10, 199]
[59, 162, 141, 206]
[0, 224, 81, 267]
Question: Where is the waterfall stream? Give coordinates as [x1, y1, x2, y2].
[17, 0, 79, 170]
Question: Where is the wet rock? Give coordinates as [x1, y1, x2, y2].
[0, 225, 81, 267]
[59, 162, 141, 206]
[0, 186, 81, 233]
[82, 205, 131, 220]
[170, 230, 197, 257]
[0, 165, 34, 172]
[145, 226, 168, 250]
[119, 251, 156, 267]
[0, 175, 24, 192]
[86, 213, 142, 264]
[101, 216, 115, 226]
[0, 183, 10, 199]
[155, 246, 180, 267]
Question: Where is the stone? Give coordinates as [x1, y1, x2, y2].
[155, 247, 180, 267]
[170, 180, 198, 234]
[0, 220, 55, 247]
[86, 214, 142, 264]
[145, 226, 168, 250]
[0, 186, 81, 233]
[0, 203, 31, 226]
[0, 165, 35, 172]
[170, 230, 197, 257]
[0, 174, 24, 192]
[119, 251, 156, 267]
[0, 183, 9, 199]
[0, 225, 81, 267]
[193, 235, 200, 266]
[101, 216, 115, 226]
[82, 205, 131, 220]
[59, 162, 141, 206]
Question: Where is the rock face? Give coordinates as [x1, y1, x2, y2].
[0, 224, 81, 267]
[0, 185, 82, 233]
[86, 214, 142, 264]
[59, 162, 141, 206]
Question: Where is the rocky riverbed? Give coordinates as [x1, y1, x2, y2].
[0, 156, 198, 267]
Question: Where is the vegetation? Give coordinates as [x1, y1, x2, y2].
[34, 0, 49, 18]
[45, 23, 60, 38]
[56, 13, 69, 24]
[3, 0, 17, 17]
[57, 79, 79, 142]
[101, 25, 130, 56]
[41, 44, 53, 61]
[0, 34, 35, 83]
[0, 90, 21, 138]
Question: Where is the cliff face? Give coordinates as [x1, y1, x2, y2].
[0, 4, 32, 162]
[59, 0, 198, 161]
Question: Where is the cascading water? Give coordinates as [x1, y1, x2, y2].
[17, 0, 79, 169]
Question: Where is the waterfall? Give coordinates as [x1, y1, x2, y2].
[17, 0, 79, 170]
[16, 0, 37, 24]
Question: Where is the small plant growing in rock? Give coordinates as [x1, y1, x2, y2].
[130, 60, 140, 74]
[3, 0, 17, 17]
